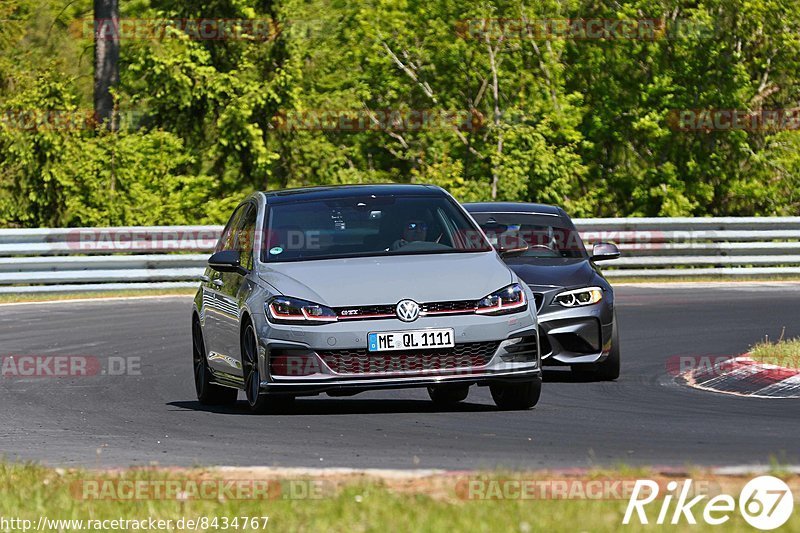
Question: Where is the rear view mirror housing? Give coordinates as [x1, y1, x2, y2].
[591, 242, 621, 262]
[208, 250, 249, 275]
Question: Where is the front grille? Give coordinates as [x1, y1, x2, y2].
[335, 305, 395, 320]
[317, 341, 500, 374]
[333, 299, 478, 320]
[420, 300, 477, 314]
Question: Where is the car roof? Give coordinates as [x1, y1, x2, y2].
[463, 202, 562, 216]
[261, 184, 446, 204]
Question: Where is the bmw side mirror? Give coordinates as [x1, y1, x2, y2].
[208, 250, 248, 275]
[591, 242, 620, 262]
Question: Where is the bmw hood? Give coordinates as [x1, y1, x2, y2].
[504, 258, 596, 288]
[258, 252, 514, 306]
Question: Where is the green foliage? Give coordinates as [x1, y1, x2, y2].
[0, 68, 219, 226]
[1, 0, 800, 227]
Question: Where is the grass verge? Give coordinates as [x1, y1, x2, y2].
[0, 461, 797, 532]
[750, 337, 800, 369]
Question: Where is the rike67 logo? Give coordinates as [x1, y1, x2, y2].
[623, 476, 794, 530]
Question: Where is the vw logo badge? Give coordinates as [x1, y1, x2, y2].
[396, 299, 420, 322]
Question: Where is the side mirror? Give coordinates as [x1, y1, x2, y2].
[591, 242, 620, 262]
[208, 250, 248, 275]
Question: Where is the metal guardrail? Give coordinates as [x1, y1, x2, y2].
[573, 217, 800, 277]
[1, 217, 800, 293]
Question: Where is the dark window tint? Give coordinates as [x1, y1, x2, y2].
[235, 204, 258, 271]
[263, 195, 491, 262]
[215, 204, 247, 253]
[470, 213, 587, 259]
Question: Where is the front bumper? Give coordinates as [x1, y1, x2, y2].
[539, 315, 613, 365]
[256, 311, 540, 396]
[261, 368, 542, 395]
[528, 286, 613, 366]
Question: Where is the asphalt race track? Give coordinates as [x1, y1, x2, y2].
[1, 284, 799, 470]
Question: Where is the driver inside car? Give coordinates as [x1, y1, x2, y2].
[389, 219, 429, 250]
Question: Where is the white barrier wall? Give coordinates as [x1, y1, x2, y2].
[1, 218, 800, 292]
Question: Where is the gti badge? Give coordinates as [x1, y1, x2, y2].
[396, 299, 420, 322]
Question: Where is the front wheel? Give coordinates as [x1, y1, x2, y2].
[489, 377, 541, 410]
[241, 322, 294, 414]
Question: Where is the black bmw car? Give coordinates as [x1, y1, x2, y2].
[464, 202, 621, 380]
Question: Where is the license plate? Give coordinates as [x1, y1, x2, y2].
[368, 329, 455, 352]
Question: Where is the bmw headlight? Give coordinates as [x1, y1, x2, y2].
[266, 296, 338, 324]
[554, 286, 603, 307]
[475, 283, 528, 315]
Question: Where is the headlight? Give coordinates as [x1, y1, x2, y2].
[554, 286, 603, 307]
[266, 296, 338, 324]
[475, 283, 528, 315]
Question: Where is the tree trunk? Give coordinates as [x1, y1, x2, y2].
[94, 0, 119, 131]
[488, 41, 502, 200]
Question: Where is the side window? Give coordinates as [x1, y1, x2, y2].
[235, 204, 258, 271]
[215, 205, 246, 253]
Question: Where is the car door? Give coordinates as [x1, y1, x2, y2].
[203, 204, 246, 373]
[215, 202, 258, 376]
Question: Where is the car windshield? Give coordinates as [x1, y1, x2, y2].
[470, 212, 587, 259]
[262, 194, 492, 262]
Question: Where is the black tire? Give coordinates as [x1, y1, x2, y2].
[241, 321, 294, 414]
[490, 377, 542, 410]
[192, 318, 238, 405]
[427, 385, 469, 406]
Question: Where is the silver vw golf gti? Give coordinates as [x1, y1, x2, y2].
[192, 184, 541, 412]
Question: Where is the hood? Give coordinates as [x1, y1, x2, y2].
[258, 252, 514, 306]
[503, 257, 595, 288]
